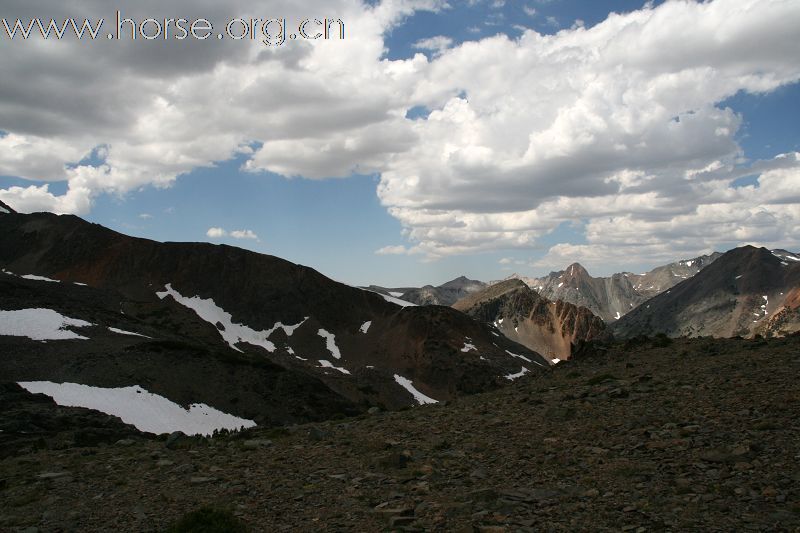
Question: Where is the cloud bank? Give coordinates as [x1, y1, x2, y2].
[1, 0, 799, 271]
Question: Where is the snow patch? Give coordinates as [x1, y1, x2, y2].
[157, 285, 306, 352]
[108, 327, 150, 338]
[360, 288, 416, 307]
[505, 349, 532, 363]
[18, 381, 255, 436]
[461, 342, 477, 353]
[317, 329, 342, 359]
[0, 205, 8, 214]
[557, 282, 564, 288]
[0, 309, 91, 341]
[551, 358, 562, 365]
[505, 367, 529, 381]
[277, 317, 309, 337]
[157, 284, 277, 353]
[21, 274, 59, 283]
[380, 293, 417, 307]
[393, 374, 438, 405]
[614, 311, 621, 320]
[360, 321, 372, 334]
[318, 359, 350, 374]
[389, 291, 405, 297]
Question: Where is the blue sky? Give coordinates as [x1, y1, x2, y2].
[1, 0, 799, 286]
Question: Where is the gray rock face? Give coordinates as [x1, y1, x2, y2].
[495, 253, 721, 323]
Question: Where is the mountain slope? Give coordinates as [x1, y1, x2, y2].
[611, 246, 800, 338]
[453, 279, 605, 361]
[0, 209, 548, 431]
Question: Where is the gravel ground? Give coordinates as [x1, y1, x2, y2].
[1, 335, 799, 532]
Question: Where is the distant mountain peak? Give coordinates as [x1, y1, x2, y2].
[564, 262, 590, 278]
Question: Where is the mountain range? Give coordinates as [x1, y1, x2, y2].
[2, 202, 799, 440]
[0, 207, 548, 434]
[495, 253, 721, 322]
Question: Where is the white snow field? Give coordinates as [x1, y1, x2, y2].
[107, 327, 151, 338]
[505, 367, 530, 380]
[18, 381, 255, 436]
[318, 359, 351, 374]
[317, 329, 342, 359]
[393, 374, 438, 405]
[157, 283, 307, 353]
[0, 308, 92, 341]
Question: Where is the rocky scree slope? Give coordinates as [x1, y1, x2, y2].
[1, 334, 798, 531]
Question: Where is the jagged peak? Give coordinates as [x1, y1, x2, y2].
[564, 262, 590, 278]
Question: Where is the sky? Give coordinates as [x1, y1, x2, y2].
[1, 0, 799, 287]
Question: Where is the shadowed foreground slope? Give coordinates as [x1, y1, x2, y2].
[2, 334, 798, 531]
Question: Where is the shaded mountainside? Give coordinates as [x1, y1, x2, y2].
[453, 279, 605, 362]
[500, 253, 721, 323]
[612, 246, 800, 339]
[0, 210, 548, 429]
[2, 334, 798, 531]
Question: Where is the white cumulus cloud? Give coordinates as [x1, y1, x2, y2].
[206, 227, 259, 241]
[0, 0, 799, 271]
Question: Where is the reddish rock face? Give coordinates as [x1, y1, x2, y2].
[784, 287, 800, 310]
[453, 279, 605, 361]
